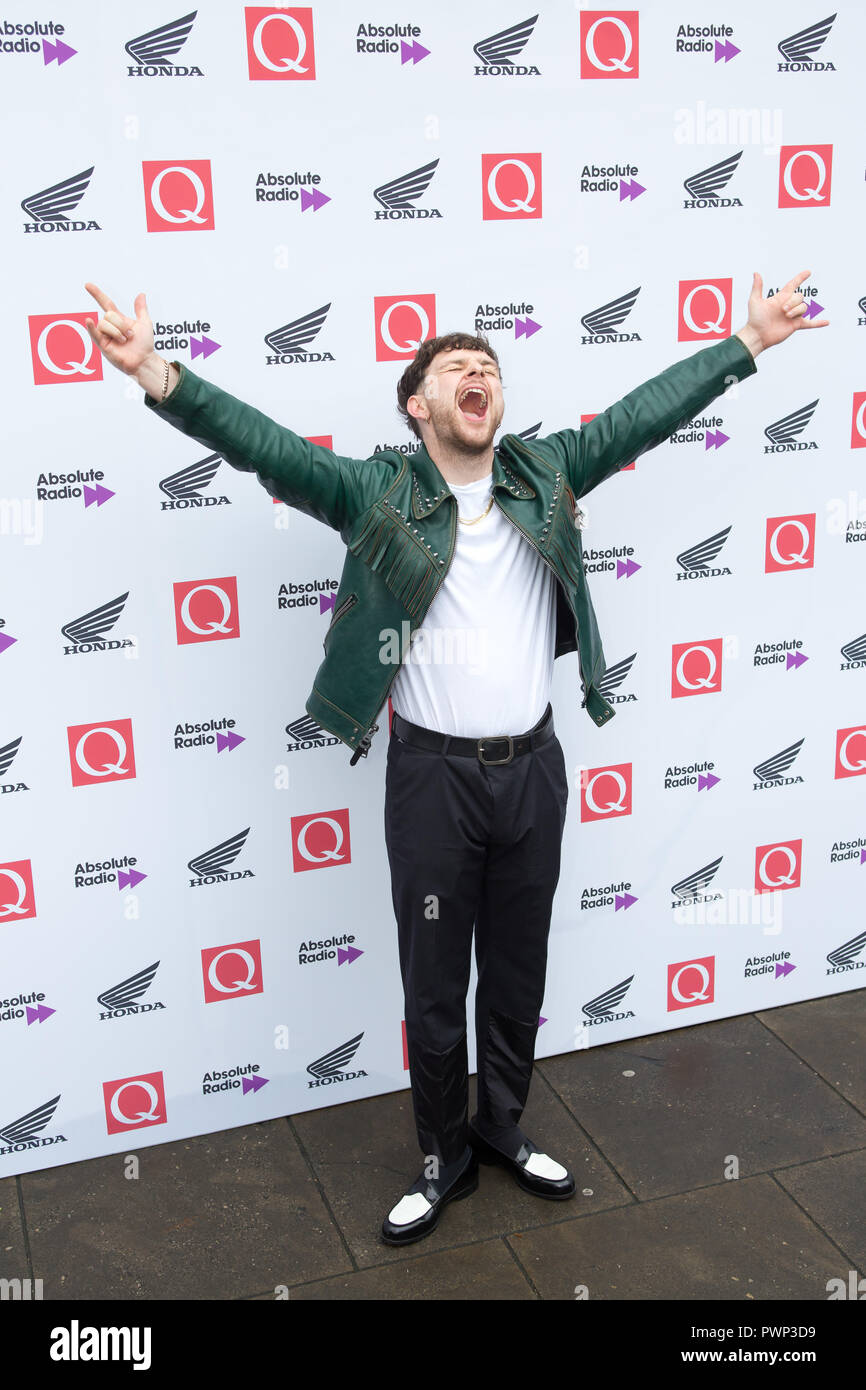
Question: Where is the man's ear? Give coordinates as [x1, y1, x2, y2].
[407, 393, 428, 426]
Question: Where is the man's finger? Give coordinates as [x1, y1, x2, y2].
[134, 292, 149, 321]
[98, 319, 126, 342]
[84, 281, 116, 313]
[751, 270, 763, 300]
[104, 309, 135, 337]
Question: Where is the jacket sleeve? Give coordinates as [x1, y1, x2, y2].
[144, 363, 397, 534]
[542, 334, 757, 499]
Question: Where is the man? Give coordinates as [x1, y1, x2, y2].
[84, 273, 826, 1246]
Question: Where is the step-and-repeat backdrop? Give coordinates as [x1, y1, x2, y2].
[1, 2, 864, 1175]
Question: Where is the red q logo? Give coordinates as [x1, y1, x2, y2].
[579, 763, 632, 822]
[103, 1072, 167, 1136]
[374, 295, 436, 361]
[671, 638, 723, 699]
[291, 808, 351, 872]
[0, 860, 36, 923]
[143, 160, 215, 232]
[678, 279, 732, 342]
[667, 956, 715, 1012]
[173, 577, 239, 645]
[764, 515, 816, 573]
[245, 7, 315, 80]
[28, 313, 103, 385]
[67, 719, 136, 788]
[754, 839, 802, 893]
[835, 726, 866, 780]
[778, 145, 833, 209]
[580, 11, 639, 78]
[851, 393, 866, 450]
[201, 940, 264, 1003]
[481, 154, 542, 220]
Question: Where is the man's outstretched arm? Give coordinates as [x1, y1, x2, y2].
[83, 282, 394, 534]
[547, 270, 829, 499]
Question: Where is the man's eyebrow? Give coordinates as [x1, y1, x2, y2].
[434, 355, 499, 368]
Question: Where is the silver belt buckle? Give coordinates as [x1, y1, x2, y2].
[478, 735, 513, 766]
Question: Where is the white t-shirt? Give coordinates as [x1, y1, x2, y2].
[389, 470, 557, 736]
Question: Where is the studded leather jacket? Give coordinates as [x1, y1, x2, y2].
[147, 334, 756, 761]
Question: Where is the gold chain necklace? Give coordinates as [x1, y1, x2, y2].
[458, 495, 494, 526]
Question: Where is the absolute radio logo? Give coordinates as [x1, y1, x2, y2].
[752, 738, 805, 790]
[74, 855, 146, 891]
[776, 14, 836, 72]
[0, 1095, 64, 1158]
[835, 727, 866, 780]
[0, 860, 37, 923]
[21, 166, 99, 233]
[597, 652, 637, 704]
[291, 809, 351, 871]
[153, 318, 219, 357]
[97, 962, 164, 1021]
[277, 577, 338, 612]
[678, 279, 732, 341]
[67, 719, 136, 788]
[373, 159, 441, 220]
[580, 881, 637, 912]
[306, 1033, 367, 1088]
[188, 828, 254, 887]
[256, 169, 330, 211]
[830, 837, 866, 866]
[28, 312, 103, 385]
[174, 715, 243, 752]
[0, 736, 27, 796]
[579, 162, 645, 201]
[675, 526, 732, 580]
[682, 151, 743, 209]
[671, 639, 723, 698]
[298, 934, 363, 967]
[579, 764, 632, 822]
[355, 21, 428, 64]
[103, 1073, 166, 1135]
[285, 713, 341, 752]
[0, 18, 74, 64]
[580, 287, 641, 344]
[581, 976, 635, 1027]
[61, 592, 134, 656]
[374, 295, 436, 360]
[202, 1062, 268, 1096]
[473, 15, 540, 76]
[754, 637, 807, 671]
[201, 940, 263, 1003]
[667, 956, 714, 1012]
[664, 761, 719, 792]
[474, 301, 539, 338]
[763, 399, 819, 452]
[755, 839, 802, 892]
[265, 305, 334, 363]
[580, 11, 639, 78]
[125, 12, 202, 76]
[826, 931, 866, 976]
[36, 466, 113, 505]
[778, 145, 832, 208]
[675, 23, 739, 61]
[583, 542, 639, 578]
[669, 414, 728, 448]
[482, 154, 542, 219]
[143, 160, 214, 232]
[0, 988, 54, 1027]
[764, 515, 816, 572]
[160, 454, 230, 510]
[173, 576, 239, 644]
[670, 856, 723, 909]
[246, 7, 315, 79]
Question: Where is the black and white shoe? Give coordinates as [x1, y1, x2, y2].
[468, 1122, 575, 1199]
[380, 1150, 479, 1246]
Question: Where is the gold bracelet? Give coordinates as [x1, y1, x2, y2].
[161, 360, 170, 400]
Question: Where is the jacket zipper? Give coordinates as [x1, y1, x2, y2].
[326, 591, 357, 637]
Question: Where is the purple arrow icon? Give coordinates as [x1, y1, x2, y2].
[0, 632, 17, 655]
[117, 868, 147, 890]
[242, 1074, 269, 1095]
[300, 186, 331, 212]
[619, 178, 645, 202]
[26, 1003, 56, 1024]
[83, 483, 114, 507]
[775, 961, 796, 979]
[401, 39, 430, 64]
[786, 651, 808, 671]
[515, 316, 541, 339]
[616, 558, 641, 579]
[320, 592, 336, 615]
[43, 38, 77, 65]
[337, 945, 364, 965]
[190, 335, 221, 360]
[698, 772, 720, 791]
[705, 429, 729, 450]
[860, 849, 866, 866]
[216, 730, 245, 753]
[714, 39, 740, 62]
[615, 892, 638, 911]
[538, 1015, 547, 1026]
[803, 300, 825, 320]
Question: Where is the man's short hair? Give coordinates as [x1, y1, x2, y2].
[396, 332, 501, 440]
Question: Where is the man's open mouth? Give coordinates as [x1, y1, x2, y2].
[457, 385, 488, 419]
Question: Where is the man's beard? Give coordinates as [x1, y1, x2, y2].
[427, 404, 501, 455]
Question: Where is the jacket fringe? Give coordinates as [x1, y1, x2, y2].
[347, 504, 441, 619]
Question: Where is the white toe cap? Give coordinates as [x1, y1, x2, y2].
[388, 1192, 433, 1225]
[524, 1152, 568, 1180]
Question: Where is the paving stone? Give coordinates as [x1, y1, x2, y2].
[537, 1012, 866, 1200]
[286, 1238, 535, 1300]
[774, 1147, 866, 1274]
[757, 990, 866, 1113]
[0, 1177, 29, 1286]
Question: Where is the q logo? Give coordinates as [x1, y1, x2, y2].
[580, 11, 639, 78]
[28, 313, 103, 385]
[201, 939, 264, 1003]
[374, 294, 436, 361]
[755, 839, 802, 893]
[291, 808, 351, 871]
[173, 577, 239, 645]
[778, 145, 832, 209]
[764, 515, 815, 573]
[103, 1072, 167, 1135]
[481, 154, 542, 220]
[67, 719, 136, 787]
[671, 638, 723, 698]
[142, 160, 215, 232]
[245, 7, 316, 80]
[678, 279, 732, 342]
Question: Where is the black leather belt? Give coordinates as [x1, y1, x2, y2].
[390, 703, 554, 765]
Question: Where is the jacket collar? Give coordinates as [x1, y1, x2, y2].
[408, 437, 536, 520]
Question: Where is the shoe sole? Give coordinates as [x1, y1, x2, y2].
[469, 1130, 576, 1201]
[380, 1168, 479, 1247]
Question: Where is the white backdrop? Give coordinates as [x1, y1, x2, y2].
[1, 1, 864, 1175]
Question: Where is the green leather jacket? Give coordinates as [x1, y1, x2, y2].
[147, 334, 756, 762]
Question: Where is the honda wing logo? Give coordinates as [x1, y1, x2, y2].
[159, 453, 221, 499]
[373, 159, 438, 210]
[306, 1032, 367, 1088]
[474, 15, 538, 66]
[0, 736, 22, 778]
[777, 13, 835, 64]
[841, 633, 866, 665]
[188, 828, 251, 882]
[517, 422, 542, 441]
[21, 167, 95, 226]
[764, 400, 818, 448]
[264, 304, 333, 362]
[676, 527, 731, 575]
[582, 975, 634, 1021]
[61, 592, 128, 647]
[672, 856, 723, 901]
[581, 287, 640, 342]
[753, 738, 804, 785]
[826, 931, 866, 972]
[683, 151, 742, 201]
[0, 1095, 60, 1146]
[126, 11, 197, 66]
[597, 652, 636, 699]
[97, 962, 160, 1011]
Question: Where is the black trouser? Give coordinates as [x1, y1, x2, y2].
[383, 705, 569, 1167]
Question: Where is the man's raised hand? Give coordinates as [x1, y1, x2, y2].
[83, 283, 177, 398]
[735, 269, 829, 359]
